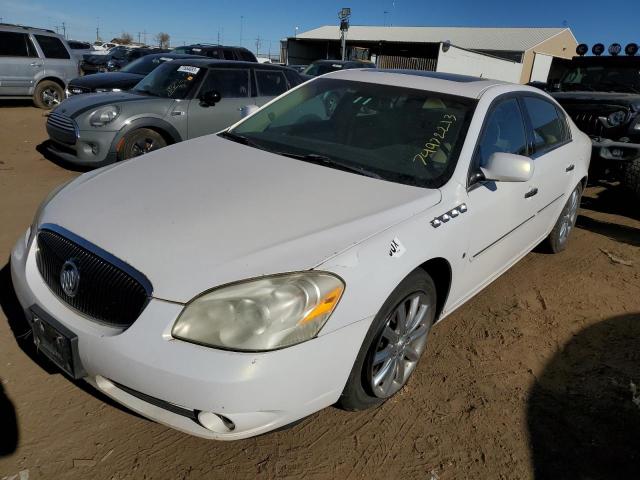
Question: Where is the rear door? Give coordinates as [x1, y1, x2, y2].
[520, 95, 576, 236]
[187, 67, 252, 138]
[254, 69, 289, 105]
[33, 34, 75, 83]
[0, 31, 42, 95]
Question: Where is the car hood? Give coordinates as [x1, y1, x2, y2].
[68, 72, 144, 91]
[56, 91, 164, 119]
[552, 92, 640, 110]
[40, 135, 442, 303]
[83, 54, 112, 65]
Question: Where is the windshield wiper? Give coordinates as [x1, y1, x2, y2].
[218, 130, 265, 149]
[276, 152, 382, 179]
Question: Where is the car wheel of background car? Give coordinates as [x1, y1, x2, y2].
[545, 183, 583, 254]
[622, 158, 640, 199]
[33, 81, 64, 110]
[338, 269, 437, 411]
[119, 128, 167, 160]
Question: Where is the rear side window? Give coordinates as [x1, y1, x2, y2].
[222, 48, 237, 60]
[34, 35, 70, 59]
[200, 68, 250, 98]
[476, 98, 528, 167]
[0, 32, 36, 57]
[255, 70, 288, 96]
[523, 97, 568, 152]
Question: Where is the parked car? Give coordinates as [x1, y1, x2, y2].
[0, 23, 79, 108]
[542, 43, 640, 198]
[45, 60, 304, 166]
[92, 41, 119, 52]
[105, 48, 168, 72]
[172, 43, 257, 62]
[13, 70, 590, 440]
[66, 53, 204, 96]
[67, 40, 94, 63]
[287, 64, 308, 73]
[302, 59, 376, 78]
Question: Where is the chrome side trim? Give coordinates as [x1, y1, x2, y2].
[472, 215, 536, 259]
[537, 193, 564, 214]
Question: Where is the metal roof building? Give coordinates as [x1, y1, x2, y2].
[283, 26, 578, 83]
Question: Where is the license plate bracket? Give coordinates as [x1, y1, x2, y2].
[30, 305, 85, 379]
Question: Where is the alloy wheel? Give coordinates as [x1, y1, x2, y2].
[369, 293, 431, 398]
[42, 87, 61, 107]
[558, 187, 580, 244]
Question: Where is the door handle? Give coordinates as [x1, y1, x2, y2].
[565, 164, 575, 172]
[524, 187, 538, 199]
[29, 62, 42, 67]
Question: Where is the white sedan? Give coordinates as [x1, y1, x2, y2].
[11, 69, 590, 440]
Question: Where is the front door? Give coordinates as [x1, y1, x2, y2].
[187, 67, 253, 138]
[0, 31, 42, 95]
[461, 96, 540, 297]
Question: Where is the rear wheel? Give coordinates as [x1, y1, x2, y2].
[622, 158, 640, 199]
[338, 270, 437, 411]
[119, 128, 167, 160]
[544, 183, 583, 253]
[33, 80, 64, 109]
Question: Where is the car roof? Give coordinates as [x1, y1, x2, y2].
[313, 59, 371, 65]
[179, 44, 248, 50]
[173, 58, 296, 71]
[144, 52, 206, 60]
[324, 69, 509, 99]
[0, 23, 60, 35]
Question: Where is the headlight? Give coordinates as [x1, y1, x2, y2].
[607, 110, 627, 127]
[89, 105, 120, 126]
[172, 272, 345, 351]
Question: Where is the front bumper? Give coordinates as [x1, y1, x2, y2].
[592, 138, 640, 162]
[46, 128, 118, 168]
[10, 231, 370, 440]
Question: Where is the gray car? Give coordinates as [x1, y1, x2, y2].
[45, 59, 304, 167]
[0, 23, 79, 108]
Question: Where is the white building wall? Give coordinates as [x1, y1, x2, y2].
[436, 44, 523, 83]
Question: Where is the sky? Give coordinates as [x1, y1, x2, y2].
[1, 0, 638, 55]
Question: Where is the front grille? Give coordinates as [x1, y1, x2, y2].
[565, 105, 630, 138]
[47, 111, 78, 145]
[36, 226, 152, 328]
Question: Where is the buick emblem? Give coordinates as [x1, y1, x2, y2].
[60, 259, 80, 298]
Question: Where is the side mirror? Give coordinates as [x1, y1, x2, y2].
[200, 90, 221, 107]
[239, 104, 259, 118]
[480, 152, 534, 182]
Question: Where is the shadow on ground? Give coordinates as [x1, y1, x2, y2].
[36, 140, 91, 173]
[0, 99, 35, 109]
[581, 181, 640, 222]
[528, 313, 640, 479]
[0, 382, 18, 457]
[0, 263, 145, 420]
[576, 215, 640, 247]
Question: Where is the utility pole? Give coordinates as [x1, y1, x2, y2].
[255, 36, 261, 56]
[142, 30, 147, 45]
[61, 21, 66, 39]
[96, 17, 100, 41]
[240, 15, 244, 47]
[137, 31, 141, 44]
[338, 8, 351, 61]
[384, 11, 389, 26]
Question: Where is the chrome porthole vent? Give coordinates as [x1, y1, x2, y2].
[431, 204, 467, 228]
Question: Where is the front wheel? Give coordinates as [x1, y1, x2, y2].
[544, 183, 583, 253]
[118, 128, 167, 161]
[338, 269, 437, 411]
[622, 158, 640, 199]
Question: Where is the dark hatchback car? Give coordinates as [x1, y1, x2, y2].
[67, 53, 204, 96]
[173, 44, 257, 62]
[302, 59, 376, 79]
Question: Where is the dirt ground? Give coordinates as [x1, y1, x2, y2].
[0, 103, 639, 480]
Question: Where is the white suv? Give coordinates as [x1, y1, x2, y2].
[0, 24, 79, 108]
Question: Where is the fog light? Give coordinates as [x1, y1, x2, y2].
[197, 411, 236, 432]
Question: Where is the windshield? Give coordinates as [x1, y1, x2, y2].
[559, 63, 640, 93]
[109, 46, 129, 60]
[133, 62, 203, 99]
[122, 55, 174, 75]
[303, 63, 346, 77]
[229, 78, 475, 188]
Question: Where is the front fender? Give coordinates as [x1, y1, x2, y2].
[108, 117, 183, 158]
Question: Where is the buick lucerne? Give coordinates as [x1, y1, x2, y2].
[11, 70, 590, 440]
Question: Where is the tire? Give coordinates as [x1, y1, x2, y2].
[622, 158, 640, 199]
[338, 269, 437, 411]
[119, 128, 167, 161]
[544, 182, 583, 254]
[33, 80, 64, 109]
